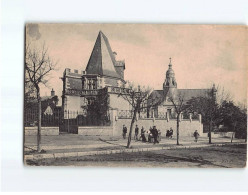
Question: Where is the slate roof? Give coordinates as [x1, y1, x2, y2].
[86, 31, 121, 79]
[149, 88, 210, 106]
[177, 89, 210, 102]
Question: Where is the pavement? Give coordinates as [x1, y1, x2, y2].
[24, 134, 246, 162]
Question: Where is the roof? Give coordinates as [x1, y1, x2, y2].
[26, 95, 59, 113]
[40, 95, 58, 101]
[147, 90, 164, 105]
[148, 88, 211, 106]
[151, 90, 164, 99]
[177, 89, 210, 102]
[86, 31, 121, 79]
[66, 72, 82, 78]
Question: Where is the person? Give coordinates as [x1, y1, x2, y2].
[122, 125, 127, 139]
[141, 126, 146, 142]
[153, 126, 159, 144]
[193, 130, 200, 142]
[166, 127, 173, 138]
[134, 125, 139, 140]
[148, 127, 153, 143]
[169, 127, 173, 138]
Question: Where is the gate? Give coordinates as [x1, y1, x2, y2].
[60, 119, 78, 134]
[59, 110, 111, 134]
[59, 110, 78, 134]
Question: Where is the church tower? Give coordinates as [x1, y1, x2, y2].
[163, 58, 177, 96]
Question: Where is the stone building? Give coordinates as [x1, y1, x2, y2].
[61, 31, 131, 119]
[148, 58, 216, 120]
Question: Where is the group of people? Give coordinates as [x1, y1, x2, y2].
[122, 124, 161, 144]
[122, 124, 200, 143]
[166, 128, 174, 138]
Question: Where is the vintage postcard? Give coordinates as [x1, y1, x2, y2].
[24, 24, 247, 167]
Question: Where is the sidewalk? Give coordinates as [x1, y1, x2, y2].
[24, 134, 246, 161]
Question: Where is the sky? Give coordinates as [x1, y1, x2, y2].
[26, 24, 247, 105]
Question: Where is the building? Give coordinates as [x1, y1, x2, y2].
[148, 58, 216, 120]
[59, 31, 213, 136]
[24, 89, 61, 126]
[61, 31, 132, 121]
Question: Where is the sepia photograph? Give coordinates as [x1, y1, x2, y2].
[24, 23, 247, 167]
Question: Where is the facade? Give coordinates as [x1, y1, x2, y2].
[61, 31, 131, 120]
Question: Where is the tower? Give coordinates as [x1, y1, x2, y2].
[163, 58, 177, 96]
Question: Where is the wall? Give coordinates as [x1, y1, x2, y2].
[113, 116, 203, 137]
[203, 132, 235, 138]
[25, 127, 59, 136]
[78, 126, 113, 136]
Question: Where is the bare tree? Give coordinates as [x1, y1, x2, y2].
[25, 42, 57, 152]
[118, 82, 160, 148]
[215, 85, 233, 105]
[168, 92, 187, 145]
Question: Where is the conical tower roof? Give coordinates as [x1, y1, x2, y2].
[86, 31, 121, 79]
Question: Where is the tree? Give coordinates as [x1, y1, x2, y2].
[25, 43, 57, 152]
[118, 83, 159, 148]
[87, 88, 110, 126]
[168, 91, 187, 145]
[186, 85, 218, 144]
[219, 100, 247, 143]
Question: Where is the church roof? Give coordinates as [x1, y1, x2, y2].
[86, 31, 121, 79]
[149, 88, 211, 106]
[177, 89, 210, 102]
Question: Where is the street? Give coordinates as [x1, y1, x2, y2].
[24, 135, 247, 168]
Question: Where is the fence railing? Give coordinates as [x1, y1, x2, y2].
[24, 109, 62, 127]
[117, 110, 199, 120]
[24, 109, 111, 127]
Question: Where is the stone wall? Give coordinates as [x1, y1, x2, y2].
[25, 127, 59, 136]
[203, 132, 235, 138]
[78, 126, 113, 136]
[112, 111, 203, 137]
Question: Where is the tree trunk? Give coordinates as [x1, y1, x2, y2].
[231, 132, 234, 143]
[231, 122, 236, 143]
[176, 115, 180, 145]
[37, 87, 42, 152]
[209, 119, 212, 144]
[127, 110, 137, 148]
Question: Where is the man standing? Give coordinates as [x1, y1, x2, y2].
[141, 126, 146, 142]
[122, 125, 127, 139]
[134, 125, 139, 140]
[153, 126, 159, 144]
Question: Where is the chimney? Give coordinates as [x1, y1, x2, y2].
[51, 88, 55, 96]
[113, 51, 117, 60]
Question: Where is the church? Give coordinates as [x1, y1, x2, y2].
[148, 58, 216, 120]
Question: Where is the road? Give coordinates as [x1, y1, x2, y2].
[26, 144, 247, 167]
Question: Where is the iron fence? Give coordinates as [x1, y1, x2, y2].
[24, 109, 111, 127]
[24, 109, 62, 127]
[117, 110, 197, 120]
